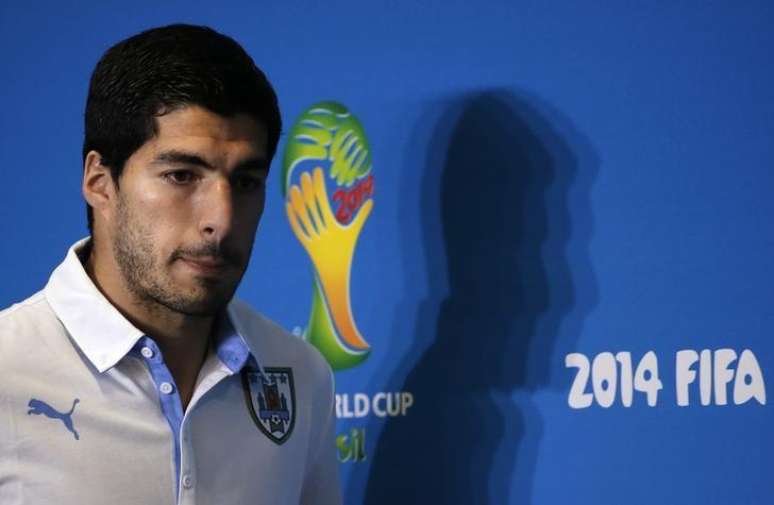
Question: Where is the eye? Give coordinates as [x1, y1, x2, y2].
[163, 170, 198, 185]
[233, 174, 265, 191]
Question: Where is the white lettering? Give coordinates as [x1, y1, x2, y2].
[401, 392, 414, 416]
[616, 352, 634, 407]
[714, 349, 737, 406]
[592, 352, 617, 408]
[336, 394, 353, 418]
[354, 393, 370, 417]
[699, 349, 712, 406]
[676, 350, 698, 406]
[568, 348, 766, 409]
[386, 393, 401, 416]
[372, 393, 387, 417]
[633, 351, 662, 406]
[566, 353, 593, 409]
[336, 392, 415, 419]
[733, 349, 766, 405]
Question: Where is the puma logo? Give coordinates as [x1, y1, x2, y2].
[27, 398, 80, 440]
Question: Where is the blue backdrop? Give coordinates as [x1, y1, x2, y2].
[2, 2, 773, 503]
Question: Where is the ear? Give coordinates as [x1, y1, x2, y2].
[82, 150, 118, 222]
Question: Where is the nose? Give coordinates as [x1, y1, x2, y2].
[198, 178, 233, 241]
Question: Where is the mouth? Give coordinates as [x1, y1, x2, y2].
[178, 256, 232, 276]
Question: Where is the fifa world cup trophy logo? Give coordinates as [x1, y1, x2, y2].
[282, 102, 374, 370]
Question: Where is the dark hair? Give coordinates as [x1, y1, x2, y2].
[83, 24, 281, 232]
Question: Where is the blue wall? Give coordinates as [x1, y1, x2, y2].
[2, 2, 773, 503]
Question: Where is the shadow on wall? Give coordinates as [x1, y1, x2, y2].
[360, 90, 599, 504]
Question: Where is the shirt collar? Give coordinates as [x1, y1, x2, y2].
[212, 313, 252, 373]
[45, 238, 254, 374]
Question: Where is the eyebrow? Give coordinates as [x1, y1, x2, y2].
[153, 149, 269, 173]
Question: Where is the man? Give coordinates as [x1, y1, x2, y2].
[0, 24, 341, 504]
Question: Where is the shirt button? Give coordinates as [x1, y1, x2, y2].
[159, 382, 174, 395]
[182, 474, 193, 489]
[140, 346, 154, 359]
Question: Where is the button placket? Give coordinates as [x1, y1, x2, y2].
[133, 336, 185, 499]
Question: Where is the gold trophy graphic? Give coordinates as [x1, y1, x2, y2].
[282, 102, 374, 370]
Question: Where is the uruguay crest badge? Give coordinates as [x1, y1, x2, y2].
[242, 367, 296, 444]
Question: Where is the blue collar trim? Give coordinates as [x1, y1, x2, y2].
[213, 315, 251, 374]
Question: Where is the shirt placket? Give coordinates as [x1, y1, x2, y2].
[133, 337, 185, 500]
[133, 335, 244, 505]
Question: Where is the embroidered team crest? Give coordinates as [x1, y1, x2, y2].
[242, 367, 296, 444]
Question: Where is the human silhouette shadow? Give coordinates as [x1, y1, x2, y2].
[360, 90, 598, 504]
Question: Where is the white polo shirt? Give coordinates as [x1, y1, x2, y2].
[0, 239, 341, 505]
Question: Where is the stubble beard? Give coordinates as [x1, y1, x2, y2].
[112, 197, 243, 317]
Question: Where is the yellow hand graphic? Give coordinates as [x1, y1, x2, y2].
[286, 167, 373, 350]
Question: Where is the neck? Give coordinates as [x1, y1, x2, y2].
[84, 240, 212, 410]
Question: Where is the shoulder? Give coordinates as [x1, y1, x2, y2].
[0, 290, 69, 390]
[0, 290, 60, 339]
[228, 298, 333, 387]
[0, 290, 49, 321]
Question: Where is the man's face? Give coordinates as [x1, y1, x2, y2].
[109, 105, 268, 316]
